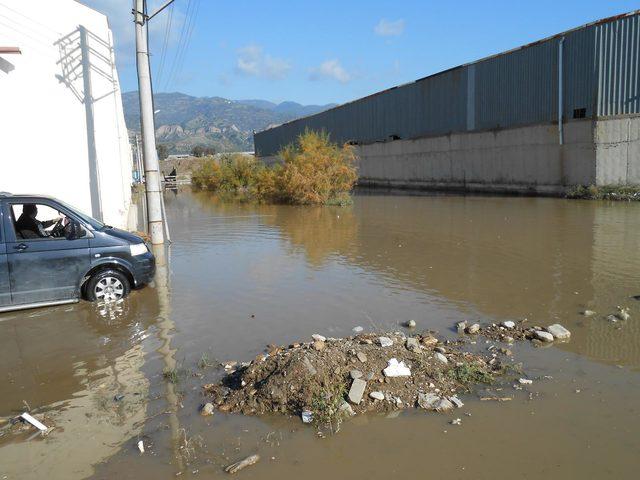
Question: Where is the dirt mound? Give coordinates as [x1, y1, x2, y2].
[203, 331, 515, 427]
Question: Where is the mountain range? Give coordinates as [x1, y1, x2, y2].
[122, 92, 336, 154]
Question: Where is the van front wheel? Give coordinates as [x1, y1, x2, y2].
[85, 269, 131, 302]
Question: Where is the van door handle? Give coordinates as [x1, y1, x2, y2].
[14, 243, 28, 251]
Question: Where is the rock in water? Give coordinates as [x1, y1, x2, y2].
[200, 402, 215, 416]
[417, 393, 453, 412]
[383, 358, 411, 377]
[533, 330, 554, 342]
[450, 396, 464, 408]
[417, 392, 440, 410]
[348, 378, 367, 404]
[434, 352, 448, 364]
[378, 337, 393, 347]
[406, 320, 417, 328]
[546, 324, 571, 340]
[311, 334, 326, 342]
[353, 326, 364, 333]
[581, 310, 595, 317]
[456, 321, 467, 332]
[369, 391, 384, 401]
[466, 323, 480, 334]
[501, 320, 516, 329]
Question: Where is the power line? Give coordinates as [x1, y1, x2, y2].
[155, 2, 174, 86]
[164, 0, 193, 91]
[169, 0, 200, 89]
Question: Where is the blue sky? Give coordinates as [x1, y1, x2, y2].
[82, 0, 639, 105]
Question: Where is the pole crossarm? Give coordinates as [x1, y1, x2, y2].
[148, 0, 176, 21]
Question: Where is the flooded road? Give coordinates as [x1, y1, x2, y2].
[2, 189, 640, 479]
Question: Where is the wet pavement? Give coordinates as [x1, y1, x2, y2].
[1, 189, 640, 479]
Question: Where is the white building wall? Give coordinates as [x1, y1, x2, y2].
[0, 0, 132, 228]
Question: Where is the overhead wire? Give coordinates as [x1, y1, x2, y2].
[163, 0, 193, 91]
[155, 1, 174, 87]
[169, 0, 200, 89]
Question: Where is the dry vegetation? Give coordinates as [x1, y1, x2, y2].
[191, 130, 358, 205]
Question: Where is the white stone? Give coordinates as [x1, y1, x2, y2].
[450, 396, 464, 408]
[311, 334, 326, 342]
[383, 358, 411, 377]
[533, 330, 554, 342]
[378, 336, 394, 347]
[502, 321, 516, 329]
[434, 352, 448, 364]
[518, 378, 533, 385]
[369, 391, 385, 401]
[407, 320, 417, 328]
[353, 326, 364, 333]
[546, 324, 571, 340]
[348, 378, 367, 404]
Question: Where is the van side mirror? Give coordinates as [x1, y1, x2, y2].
[65, 220, 86, 240]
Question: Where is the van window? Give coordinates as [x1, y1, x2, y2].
[10, 203, 71, 240]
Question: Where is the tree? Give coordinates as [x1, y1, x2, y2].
[157, 144, 169, 160]
[191, 145, 205, 157]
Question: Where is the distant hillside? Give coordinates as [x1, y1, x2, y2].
[122, 92, 336, 154]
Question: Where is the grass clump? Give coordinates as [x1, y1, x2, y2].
[309, 374, 347, 433]
[566, 184, 640, 201]
[163, 365, 188, 384]
[447, 362, 495, 388]
[191, 130, 358, 205]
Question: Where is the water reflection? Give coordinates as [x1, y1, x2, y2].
[0, 282, 162, 478]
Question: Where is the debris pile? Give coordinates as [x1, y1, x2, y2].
[477, 321, 571, 344]
[203, 331, 513, 426]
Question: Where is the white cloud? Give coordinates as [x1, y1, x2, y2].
[374, 18, 405, 37]
[309, 59, 351, 84]
[235, 44, 291, 80]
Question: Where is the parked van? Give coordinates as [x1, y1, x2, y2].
[0, 193, 155, 313]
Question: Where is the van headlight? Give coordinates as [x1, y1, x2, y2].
[130, 243, 148, 256]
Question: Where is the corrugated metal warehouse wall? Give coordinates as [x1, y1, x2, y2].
[255, 12, 640, 157]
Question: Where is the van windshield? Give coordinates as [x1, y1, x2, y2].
[56, 200, 106, 230]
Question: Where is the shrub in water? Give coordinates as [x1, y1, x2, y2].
[191, 130, 358, 205]
[256, 130, 357, 205]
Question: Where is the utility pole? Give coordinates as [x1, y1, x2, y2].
[134, 0, 164, 244]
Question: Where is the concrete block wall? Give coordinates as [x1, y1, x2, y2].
[355, 119, 597, 194]
[594, 116, 640, 185]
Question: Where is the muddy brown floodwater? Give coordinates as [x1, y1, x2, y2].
[1, 189, 640, 479]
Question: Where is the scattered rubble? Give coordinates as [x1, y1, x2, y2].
[203, 331, 512, 428]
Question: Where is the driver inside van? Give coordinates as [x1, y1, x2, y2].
[15, 204, 63, 239]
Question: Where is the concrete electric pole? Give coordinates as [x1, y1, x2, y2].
[133, 0, 171, 244]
